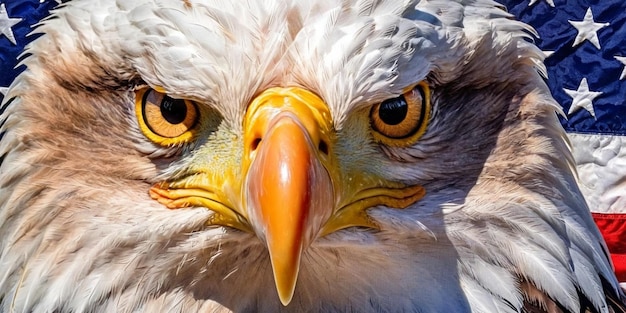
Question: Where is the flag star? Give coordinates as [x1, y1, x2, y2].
[563, 78, 602, 119]
[528, 0, 555, 8]
[0, 86, 8, 96]
[568, 8, 609, 49]
[543, 50, 554, 58]
[0, 3, 21, 45]
[616, 56, 626, 81]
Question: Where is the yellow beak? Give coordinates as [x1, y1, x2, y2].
[243, 87, 335, 305]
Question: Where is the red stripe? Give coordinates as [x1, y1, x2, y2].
[592, 213, 626, 282]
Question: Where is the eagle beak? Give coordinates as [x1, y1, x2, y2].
[243, 87, 335, 306]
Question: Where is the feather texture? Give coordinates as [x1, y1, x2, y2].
[0, 0, 624, 312]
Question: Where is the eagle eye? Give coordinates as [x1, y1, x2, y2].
[135, 87, 199, 145]
[370, 81, 431, 147]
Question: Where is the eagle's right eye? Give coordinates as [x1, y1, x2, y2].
[135, 87, 199, 145]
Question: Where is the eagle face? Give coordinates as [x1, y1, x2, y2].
[0, 0, 624, 312]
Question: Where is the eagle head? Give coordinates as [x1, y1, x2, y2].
[0, 0, 624, 312]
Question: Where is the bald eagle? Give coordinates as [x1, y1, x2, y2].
[0, 0, 624, 312]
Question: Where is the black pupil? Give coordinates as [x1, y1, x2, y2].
[378, 96, 408, 125]
[160, 96, 187, 124]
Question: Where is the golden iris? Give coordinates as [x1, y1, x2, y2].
[370, 81, 431, 147]
[135, 88, 199, 145]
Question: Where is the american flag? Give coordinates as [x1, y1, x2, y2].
[0, 0, 625, 282]
[496, 0, 626, 284]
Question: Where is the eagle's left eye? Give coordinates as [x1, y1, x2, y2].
[370, 81, 431, 147]
[135, 87, 199, 146]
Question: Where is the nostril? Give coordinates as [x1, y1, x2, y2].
[318, 140, 329, 155]
[251, 138, 262, 151]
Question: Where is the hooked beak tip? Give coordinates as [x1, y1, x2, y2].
[273, 255, 299, 306]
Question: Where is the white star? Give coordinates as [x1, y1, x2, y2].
[0, 3, 21, 45]
[616, 56, 626, 81]
[543, 50, 554, 58]
[528, 0, 555, 8]
[563, 78, 602, 119]
[0, 87, 8, 96]
[568, 8, 609, 49]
